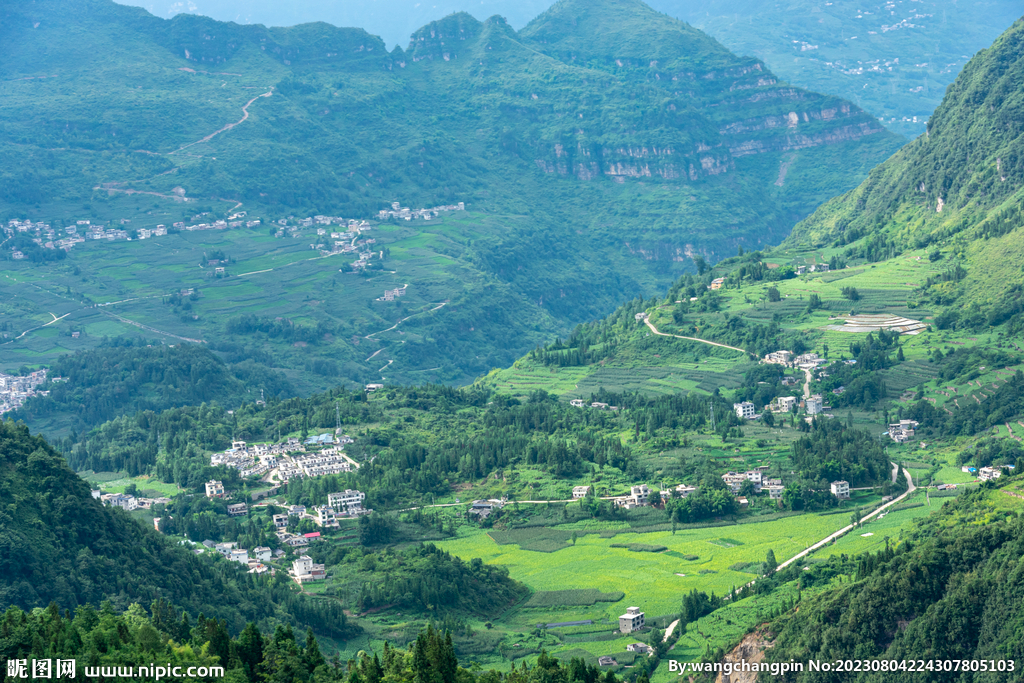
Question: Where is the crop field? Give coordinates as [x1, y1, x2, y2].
[437, 513, 851, 619]
[0, 211, 573, 388]
[83, 472, 182, 497]
[813, 490, 936, 558]
[523, 590, 625, 608]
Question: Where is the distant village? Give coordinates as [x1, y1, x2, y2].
[209, 434, 358, 483]
[0, 369, 51, 415]
[3, 212, 261, 257]
[377, 201, 465, 221]
[7, 199, 466, 264]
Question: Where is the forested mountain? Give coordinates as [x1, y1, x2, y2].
[1, 0, 899, 256]
[760, 486, 1024, 680]
[783, 18, 1024, 328]
[0, 0, 905, 390]
[12, 342, 292, 436]
[0, 419, 352, 637]
[116, 0, 1022, 138]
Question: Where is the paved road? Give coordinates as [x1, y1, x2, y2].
[643, 319, 747, 354]
[776, 466, 916, 573]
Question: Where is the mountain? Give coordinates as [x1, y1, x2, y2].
[0, 0, 901, 391]
[785, 17, 1024, 329]
[0, 418, 352, 636]
[759, 485, 1024, 677]
[113, 0, 1023, 138]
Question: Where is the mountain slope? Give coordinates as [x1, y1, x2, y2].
[759, 485, 1024, 678]
[784, 17, 1024, 328]
[0, 0, 902, 391]
[0, 418, 351, 636]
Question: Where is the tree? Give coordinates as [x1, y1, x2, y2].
[693, 255, 709, 275]
[763, 549, 778, 576]
[767, 286, 781, 302]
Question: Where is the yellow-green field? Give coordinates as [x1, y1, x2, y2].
[436, 513, 850, 619]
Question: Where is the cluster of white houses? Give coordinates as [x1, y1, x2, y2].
[93, 490, 172, 511]
[379, 286, 407, 302]
[720, 470, 785, 499]
[0, 369, 50, 414]
[888, 419, 920, 443]
[569, 399, 620, 411]
[200, 541, 276, 575]
[762, 350, 826, 369]
[209, 436, 356, 483]
[377, 200, 465, 221]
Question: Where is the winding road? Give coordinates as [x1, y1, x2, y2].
[643, 318, 747, 354]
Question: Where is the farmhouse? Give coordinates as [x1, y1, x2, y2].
[830, 480, 850, 499]
[598, 657, 618, 667]
[888, 419, 919, 443]
[764, 350, 793, 365]
[618, 606, 645, 633]
[626, 643, 650, 654]
[805, 394, 824, 415]
[226, 503, 248, 517]
[291, 555, 326, 584]
[572, 485, 592, 499]
[205, 480, 225, 498]
[733, 401, 756, 419]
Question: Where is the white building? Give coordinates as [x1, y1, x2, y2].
[205, 480, 225, 498]
[253, 546, 272, 562]
[772, 396, 798, 413]
[572, 485, 592, 499]
[806, 395, 824, 415]
[328, 489, 366, 514]
[764, 350, 793, 365]
[291, 555, 326, 584]
[315, 505, 340, 528]
[733, 402, 756, 419]
[619, 607, 645, 634]
[830, 480, 850, 499]
[229, 549, 249, 565]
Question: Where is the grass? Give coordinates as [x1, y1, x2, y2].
[437, 512, 851, 620]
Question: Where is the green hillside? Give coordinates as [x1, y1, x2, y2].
[0, 419, 353, 637]
[666, 0, 1023, 138]
[0, 0, 905, 389]
[783, 18, 1024, 328]
[759, 485, 1024, 679]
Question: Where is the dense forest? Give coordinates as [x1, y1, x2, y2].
[12, 342, 293, 436]
[759, 485, 1024, 681]
[0, 603, 618, 683]
[0, 420, 353, 639]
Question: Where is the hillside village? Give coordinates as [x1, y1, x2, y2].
[0, 369, 51, 415]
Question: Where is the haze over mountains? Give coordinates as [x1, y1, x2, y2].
[115, 0, 1024, 137]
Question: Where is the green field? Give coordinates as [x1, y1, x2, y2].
[437, 513, 850, 620]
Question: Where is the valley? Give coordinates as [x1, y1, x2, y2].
[1, 2, 1023, 682]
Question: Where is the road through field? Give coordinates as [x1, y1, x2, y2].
[776, 466, 916, 573]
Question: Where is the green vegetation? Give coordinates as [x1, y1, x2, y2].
[761, 485, 1024, 675]
[0, 419, 353, 638]
[0, 0, 903, 391]
[524, 590, 625, 608]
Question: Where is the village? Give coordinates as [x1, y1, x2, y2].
[208, 434, 359, 483]
[0, 369, 52, 415]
